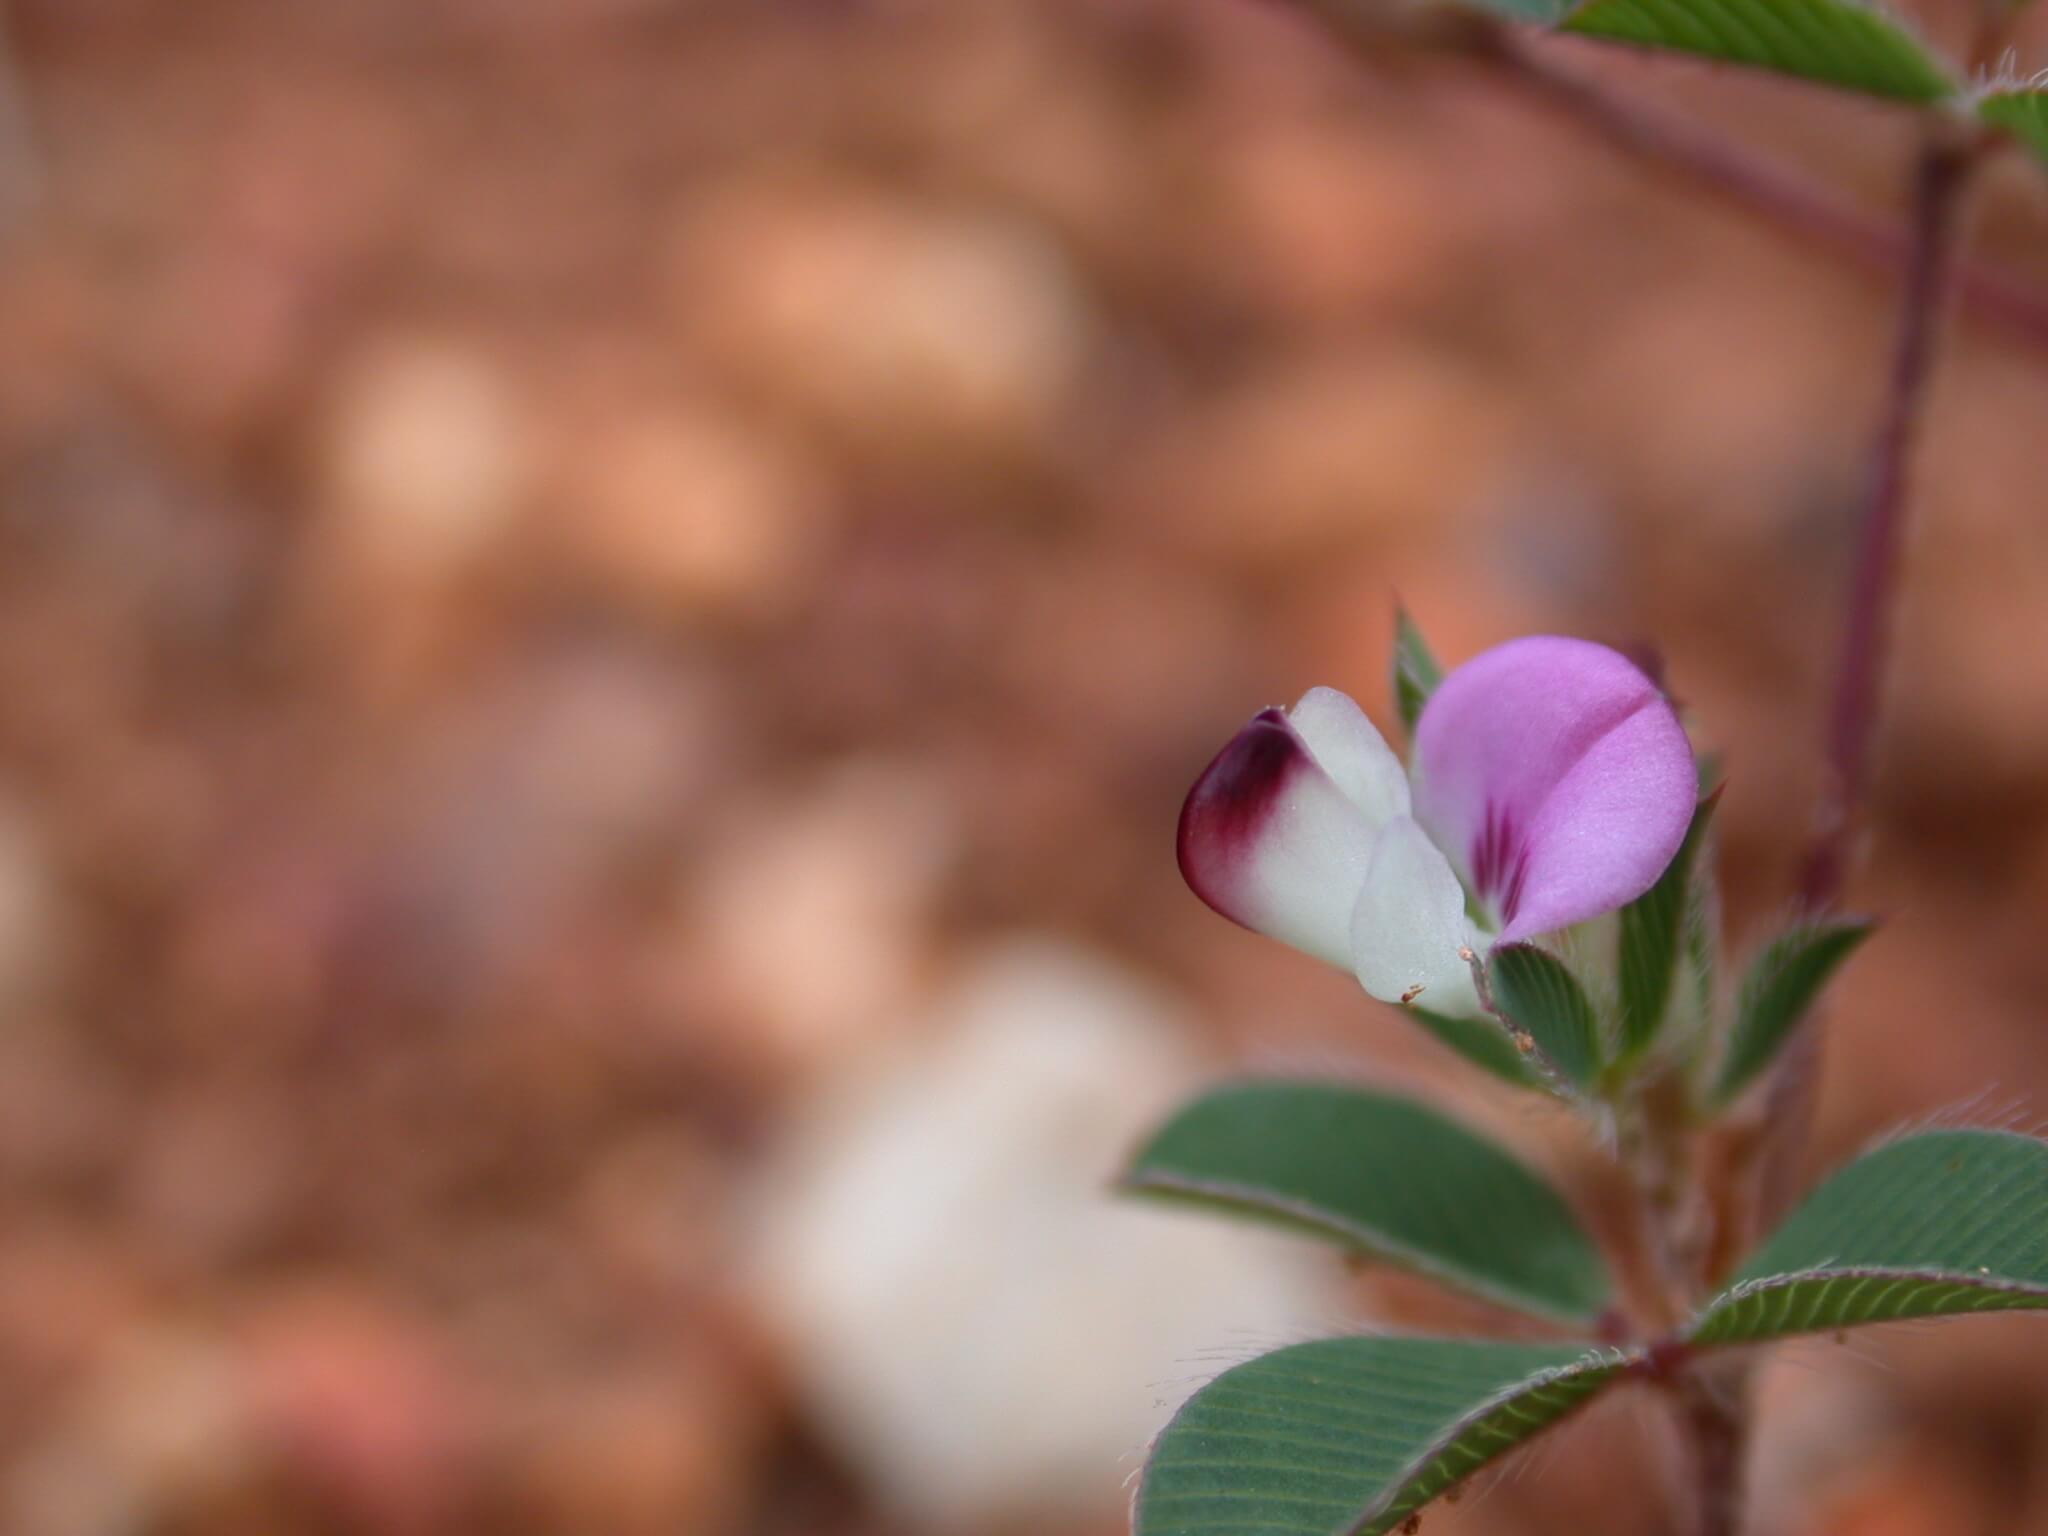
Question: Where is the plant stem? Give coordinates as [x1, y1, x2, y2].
[1615, 1068, 1697, 1328]
[1477, 32, 2044, 350]
[1755, 131, 1982, 1234]
[1623, 1076, 1747, 1534]
[1795, 137, 1981, 910]
[1258, 2, 2048, 350]
[1675, 1369, 1750, 1536]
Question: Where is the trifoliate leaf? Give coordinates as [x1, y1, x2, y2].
[1980, 90, 2048, 169]
[1136, 1337, 1632, 1536]
[1689, 1130, 2048, 1346]
[1122, 1080, 1610, 1321]
[1563, 0, 1957, 103]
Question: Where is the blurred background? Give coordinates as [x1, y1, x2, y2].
[2, 0, 2048, 1532]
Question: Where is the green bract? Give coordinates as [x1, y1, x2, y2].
[1712, 919, 1873, 1105]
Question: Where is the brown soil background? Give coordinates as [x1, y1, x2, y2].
[1, 1, 2047, 1532]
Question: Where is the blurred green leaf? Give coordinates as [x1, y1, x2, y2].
[1488, 942, 1601, 1087]
[1711, 919, 1873, 1104]
[1135, 1337, 1629, 1536]
[1980, 90, 2048, 167]
[1617, 792, 1718, 1061]
[1689, 1130, 2048, 1346]
[1680, 789, 1723, 1050]
[1122, 1081, 1610, 1320]
[1392, 606, 1444, 737]
[1462, 0, 1573, 19]
[1563, 0, 1957, 102]
[1409, 1002, 1542, 1087]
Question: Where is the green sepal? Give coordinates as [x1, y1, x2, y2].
[1616, 791, 1720, 1064]
[1487, 942, 1602, 1088]
[1408, 1002, 1542, 1088]
[1392, 605, 1444, 738]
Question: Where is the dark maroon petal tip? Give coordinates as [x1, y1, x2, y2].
[1175, 708, 1305, 921]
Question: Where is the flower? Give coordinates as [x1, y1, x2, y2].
[1177, 635, 1696, 1018]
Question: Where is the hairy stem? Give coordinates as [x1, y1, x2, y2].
[1676, 1370, 1750, 1536]
[1753, 131, 1982, 1234]
[1624, 1076, 1746, 1533]
[1616, 1067, 1700, 1331]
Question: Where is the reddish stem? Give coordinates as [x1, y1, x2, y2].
[1753, 133, 1980, 1233]
[1480, 33, 2046, 352]
[1258, 2, 2048, 351]
[1795, 137, 1980, 911]
[1676, 1370, 1749, 1536]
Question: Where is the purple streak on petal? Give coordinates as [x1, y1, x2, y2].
[1412, 636, 1695, 942]
[1176, 707, 1375, 968]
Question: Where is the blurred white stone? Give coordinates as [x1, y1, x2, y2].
[751, 938, 1340, 1528]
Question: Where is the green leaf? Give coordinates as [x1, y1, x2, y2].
[1563, 0, 1957, 103]
[1689, 1130, 2048, 1347]
[1679, 790, 1723, 1047]
[1487, 943, 1601, 1088]
[1135, 1337, 1631, 1536]
[1980, 90, 2048, 168]
[1122, 1081, 1611, 1321]
[1711, 919, 1874, 1104]
[1408, 1003, 1542, 1087]
[1462, 0, 1573, 20]
[1392, 606, 1444, 737]
[1617, 793, 1717, 1061]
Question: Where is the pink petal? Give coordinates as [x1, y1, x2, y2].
[1176, 707, 1377, 969]
[1411, 636, 1695, 942]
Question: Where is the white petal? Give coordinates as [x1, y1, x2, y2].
[1288, 686, 1410, 831]
[1349, 816, 1485, 1017]
[1178, 710, 1376, 970]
